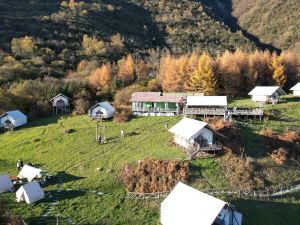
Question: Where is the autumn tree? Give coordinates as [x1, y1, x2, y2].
[11, 36, 37, 58]
[89, 63, 112, 96]
[185, 52, 217, 95]
[117, 54, 135, 84]
[82, 35, 106, 56]
[270, 54, 287, 86]
[136, 60, 150, 82]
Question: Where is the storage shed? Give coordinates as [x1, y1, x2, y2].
[161, 182, 243, 225]
[0, 175, 14, 193]
[16, 182, 44, 204]
[290, 83, 300, 96]
[248, 86, 286, 104]
[89, 102, 115, 119]
[50, 93, 71, 115]
[0, 110, 27, 130]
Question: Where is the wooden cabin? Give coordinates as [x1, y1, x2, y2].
[89, 102, 115, 119]
[161, 182, 243, 225]
[0, 110, 27, 131]
[290, 83, 300, 96]
[50, 94, 71, 115]
[248, 86, 286, 104]
[169, 118, 222, 158]
[130, 92, 203, 116]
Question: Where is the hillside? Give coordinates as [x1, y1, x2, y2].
[0, 96, 300, 225]
[232, 0, 300, 52]
[0, 0, 257, 78]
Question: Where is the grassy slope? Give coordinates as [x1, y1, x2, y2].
[0, 96, 300, 224]
[232, 0, 300, 52]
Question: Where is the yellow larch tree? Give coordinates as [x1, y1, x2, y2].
[270, 53, 287, 86]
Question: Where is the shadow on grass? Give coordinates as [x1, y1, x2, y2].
[232, 195, 300, 225]
[43, 171, 85, 187]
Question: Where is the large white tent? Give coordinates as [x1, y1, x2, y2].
[16, 182, 44, 204]
[0, 175, 14, 193]
[169, 118, 214, 149]
[186, 96, 228, 107]
[248, 86, 285, 103]
[18, 165, 42, 182]
[161, 182, 242, 225]
[0, 110, 27, 129]
[290, 83, 300, 96]
[89, 101, 115, 119]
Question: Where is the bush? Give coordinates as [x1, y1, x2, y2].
[113, 107, 131, 123]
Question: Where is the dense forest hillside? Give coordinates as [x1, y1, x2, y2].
[232, 0, 300, 52]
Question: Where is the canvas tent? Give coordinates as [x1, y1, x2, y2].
[89, 102, 115, 119]
[248, 86, 286, 103]
[0, 110, 27, 130]
[169, 118, 214, 150]
[18, 165, 42, 182]
[186, 96, 228, 107]
[0, 175, 14, 193]
[161, 182, 242, 225]
[16, 182, 44, 204]
[290, 83, 300, 96]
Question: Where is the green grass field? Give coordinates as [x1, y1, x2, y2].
[1, 96, 299, 225]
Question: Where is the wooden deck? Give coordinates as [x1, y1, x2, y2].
[184, 107, 263, 117]
[187, 143, 223, 159]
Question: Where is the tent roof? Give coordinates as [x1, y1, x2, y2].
[50, 93, 70, 102]
[90, 101, 115, 112]
[0, 175, 13, 193]
[248, 86, 286, 96]
[130, 92, 183, 103]
[0, 110, 27, 120]
[290, 83, 300, 91]
[18, 164, 42, 182]
[186, 96, 228, 107]
[162, 182, 226, 225]
[169, 118, 209, 140]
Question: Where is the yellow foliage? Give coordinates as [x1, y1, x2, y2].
[270, 54, 287, 86]
[117, 54, 135, 83]
[89, 63, 112, 95]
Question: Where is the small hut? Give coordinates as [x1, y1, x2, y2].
[290, 83, 300, 96]
[16, 182, 44, 204]
[89, 102, 115, 119]
[0, 110, 27, 131]
[161, 182, 243, 225]
[248, 86, 286, 104]
[50, 93, 71, 115]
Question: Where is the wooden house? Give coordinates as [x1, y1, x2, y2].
[169, 118, 222, 157]
[89, 102, 115, 119]
[161, 182, 243, 225]
[50, 93, 71, 115]
[290, 83, 300, 96]
[248, 86, 286, 104]
[130, 92, 202, 116]
[0, 110, 27, 130]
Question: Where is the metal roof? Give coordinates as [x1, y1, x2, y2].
[186, 96, 228, 107]
[248, 86, 286, 96]
[50, 93, 70, 102]
[130, 92, 183, 103]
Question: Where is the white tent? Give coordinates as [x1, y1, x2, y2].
[50, 93, 70, 107]
[16, 182, 44, 204]
[248, 86, 286, 103]
[18, 165, 42, 182]
[290, 83, 300, 96]
[186, 96, 228, 107]
[0, 175, 14, 193]
[169, 118, 214, 149]
[0, 110, 27, 128]
[89, 102, 115, 119]
[161, 182, 242, 225]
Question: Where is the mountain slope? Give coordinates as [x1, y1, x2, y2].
[231, 0, 300, 52]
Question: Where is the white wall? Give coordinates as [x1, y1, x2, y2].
[52, 96, 69, 107]
[90, 105, 114, 118]
[293, 90, 300, 96]
[251, 95, 268, 102]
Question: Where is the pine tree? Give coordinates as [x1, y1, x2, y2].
[185, 52, 217, 95]
[117, 54, 135, 84]
[89, 63, 112, 96]
[270, 54, 287, 86]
